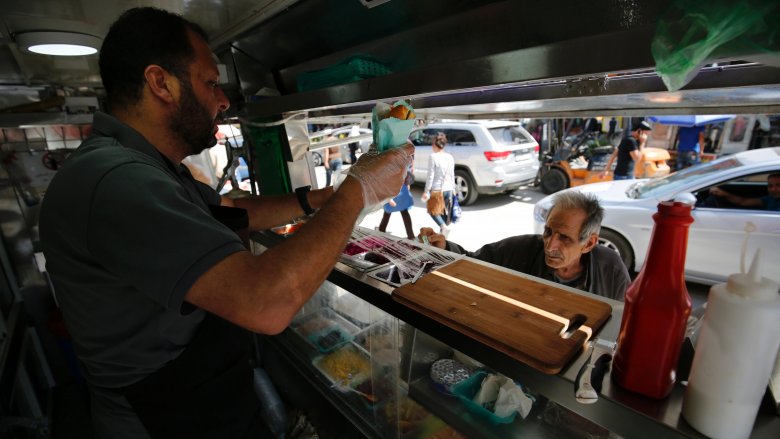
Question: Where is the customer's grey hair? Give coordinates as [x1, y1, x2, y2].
[546, 191, 604, 242]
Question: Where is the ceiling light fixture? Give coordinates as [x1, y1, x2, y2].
[15, 31, 101, 56]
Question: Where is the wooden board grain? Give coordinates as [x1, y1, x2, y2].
[392, 259, 612, 374]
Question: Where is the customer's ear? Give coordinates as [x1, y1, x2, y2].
[582, 234, 598, 253]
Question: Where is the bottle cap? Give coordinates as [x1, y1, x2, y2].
[727, 249, 780, 300]
[657, 201, 692, 217]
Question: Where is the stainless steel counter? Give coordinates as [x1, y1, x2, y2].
[253, 230, 779, 438]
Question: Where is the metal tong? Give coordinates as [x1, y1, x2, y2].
[575, 338, 616, 404]
[410, 260, 434, 284]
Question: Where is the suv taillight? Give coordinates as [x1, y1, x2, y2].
[484, 150, 512, 161]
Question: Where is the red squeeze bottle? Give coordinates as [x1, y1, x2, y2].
[612, 201, 693, 399]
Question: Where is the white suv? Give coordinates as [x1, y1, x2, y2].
[409, 121, 540, 205]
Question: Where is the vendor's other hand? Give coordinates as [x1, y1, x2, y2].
[418, 227, 446, 249]
[346, 142, 414, 208]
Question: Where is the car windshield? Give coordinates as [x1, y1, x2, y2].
[488, 126, 534, 146]
[631, 157, 742, 199]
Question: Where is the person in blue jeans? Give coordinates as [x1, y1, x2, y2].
[378, 163, 416, 239]
[421, 132, 455, 236]
[602, 121, 651, 181]
[676, 126, 705, 170]
[322, 141, 343, 186]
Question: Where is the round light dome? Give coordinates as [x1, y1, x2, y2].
[16, 31, 101, 57]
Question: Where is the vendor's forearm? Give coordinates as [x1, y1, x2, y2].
[187, 178, 364, 334]
[230, 187, 334, 230]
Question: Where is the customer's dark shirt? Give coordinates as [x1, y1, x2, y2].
[445, 234, 629, 301]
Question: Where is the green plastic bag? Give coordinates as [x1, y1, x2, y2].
[652, 0, 780, 91]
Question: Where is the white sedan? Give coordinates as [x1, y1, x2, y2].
[533, 147, 780, 285]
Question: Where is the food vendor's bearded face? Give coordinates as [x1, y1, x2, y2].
[169, 31, 230, 156]
[541, 206, 597, 273]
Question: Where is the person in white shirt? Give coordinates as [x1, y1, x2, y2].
[421, 132, 456, 236]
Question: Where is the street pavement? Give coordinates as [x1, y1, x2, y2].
[358, 184, 545, 250]
[315, 165, 546, 250]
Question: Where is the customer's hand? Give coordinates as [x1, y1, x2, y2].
[346, 142, 414, 208]
[421, 192, 430, 202]
[418, 227, 446, 249]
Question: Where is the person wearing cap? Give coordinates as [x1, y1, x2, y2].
[602, 120, 652, 180]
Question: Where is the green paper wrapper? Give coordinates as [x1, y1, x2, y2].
[372, 100, 416, 152]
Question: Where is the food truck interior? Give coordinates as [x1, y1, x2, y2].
[1, 0, 779, 438]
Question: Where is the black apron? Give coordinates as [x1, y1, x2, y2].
[121, 205, 273, 438]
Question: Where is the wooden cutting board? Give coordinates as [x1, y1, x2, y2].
[393, 259, 613, 374]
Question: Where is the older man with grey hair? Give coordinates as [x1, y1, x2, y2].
[420, 191, 629, 301]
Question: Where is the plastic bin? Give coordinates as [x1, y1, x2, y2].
[290, 307, 361, 353]
[451, 371, 518, 425]
[296, 55, 392, 92]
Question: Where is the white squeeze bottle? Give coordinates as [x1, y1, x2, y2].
[682, 243, 780, 439]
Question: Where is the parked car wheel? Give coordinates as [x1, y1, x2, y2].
[455, 169, 479, 206]
[311, 151, 323, 167]
[540, 167, 568, 194]
[599, 228, 634, 272]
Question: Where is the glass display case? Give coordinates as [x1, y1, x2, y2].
[254, 230, 780, 439]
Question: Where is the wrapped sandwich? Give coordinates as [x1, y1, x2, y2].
[372, 100, 416, 152]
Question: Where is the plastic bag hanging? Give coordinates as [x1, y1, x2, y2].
[652, 0, 780, 91]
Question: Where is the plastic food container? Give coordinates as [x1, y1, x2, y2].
[312, 343, 371, 391]
[354, 318, 396, 354]
[338, 250, 390, 271]
[429, 359, 473, 396]
[451, 371, 518, 425]
[290, 307, 361, 353]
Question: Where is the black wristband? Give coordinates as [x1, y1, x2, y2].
[295, 186, 315, 215]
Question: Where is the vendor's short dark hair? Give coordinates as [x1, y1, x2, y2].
[99, 7, 208, 112]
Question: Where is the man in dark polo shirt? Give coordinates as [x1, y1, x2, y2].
[419, 191, 629, 301]
[602, 120, 652, 180]
[38, 7, 412, 439]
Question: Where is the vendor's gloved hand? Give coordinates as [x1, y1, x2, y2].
[346, 141, 414, 208]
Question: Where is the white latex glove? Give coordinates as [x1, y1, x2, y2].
[345, 142, 414, 209]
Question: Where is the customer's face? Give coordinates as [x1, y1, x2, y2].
[169, 31, 230, 156]
[435, 133, 447, 147]
[542, 207, 597, 271]
[768, 176, 780, 199]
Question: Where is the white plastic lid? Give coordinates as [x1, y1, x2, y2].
[726, 249, 780, 300]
